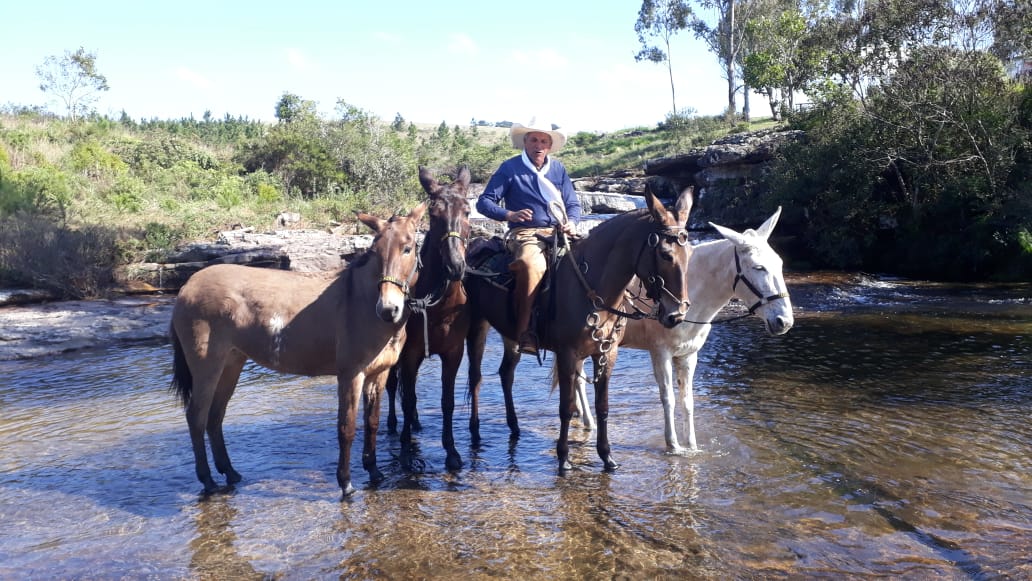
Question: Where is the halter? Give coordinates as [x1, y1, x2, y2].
[379, 244, 422, 295]
[732, 247, 790, 314]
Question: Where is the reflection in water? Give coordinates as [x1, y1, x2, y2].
[0, 275, 1029, 578]
[190, 495, 263, 580]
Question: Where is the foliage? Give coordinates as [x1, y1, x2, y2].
[771, 46, 1032, 280]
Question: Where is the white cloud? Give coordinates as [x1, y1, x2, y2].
[509, 48, 569, 71]
[448, 33, 477, 55]
[286, 48, 315, 72]
[373, 31, 402, 43]
[175, 67, 212, 89]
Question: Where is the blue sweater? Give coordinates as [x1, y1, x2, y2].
[476, 155, 581, 229]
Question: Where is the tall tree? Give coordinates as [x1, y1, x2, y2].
[635, 0, 694, 116]
[36, 47, 109, 121]
[687, 0, 760, 120]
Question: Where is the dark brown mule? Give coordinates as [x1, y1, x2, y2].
[465, 187, 694, 472]
[383, 166, 473, 471]
[169, 203, 428, 497]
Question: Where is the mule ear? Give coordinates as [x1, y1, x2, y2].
[356, 211, 387, 234]
[455, 165, 472, 188]
[673, 187, 693, 225]
[709, 222, 749, 246]
[644, 187, 675, 225]
[419, 166, 441, 197]
[754, 206, 782, 241]
[407, 201, 428, 224]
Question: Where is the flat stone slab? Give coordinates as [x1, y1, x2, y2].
[0, 296, 174, 361]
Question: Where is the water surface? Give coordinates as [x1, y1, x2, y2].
[1, 274, 1029, 579]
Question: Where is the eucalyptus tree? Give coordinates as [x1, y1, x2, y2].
[634, 0, 694, 117]
[35, 47, 109, 121]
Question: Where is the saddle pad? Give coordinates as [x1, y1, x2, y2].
[467, 236, 514, 288]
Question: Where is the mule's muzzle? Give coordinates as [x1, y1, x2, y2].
[660, 300, 690, 329]
[376, 296, 406, 324]
[445, 261, 466, 282]
[765, 314, 794, 336]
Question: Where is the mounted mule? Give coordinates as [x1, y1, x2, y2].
[383, 166, 473, 471]
[574, 207, 794, 452]
[169, 202, 434, 497]
[465, 187, 694, 472]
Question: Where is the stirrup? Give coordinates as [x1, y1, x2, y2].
[517, 331, 540, 356]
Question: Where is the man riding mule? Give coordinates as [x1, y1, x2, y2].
[476, 116, 581, 355]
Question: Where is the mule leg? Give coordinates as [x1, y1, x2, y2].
[336, 371, 363, 497]
[675, 353, 699, 451]
[465, 321, 489, 446]
[184, 383, 219, 494]
[361, 371, 388, 485]
[385, 363, 400, 434]
[592, 351, 620, 471]
[398, 348, 424, 471]
[499, 337, 522, 439]
[650, 350, 686, 454]
[440, 346, 464, 470]
[574, 358, 595, 431]
[206, 351, 247, 484]
[555, 350, 579, 472]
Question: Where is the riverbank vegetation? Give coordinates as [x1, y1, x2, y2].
[2, 0, 1030, 297]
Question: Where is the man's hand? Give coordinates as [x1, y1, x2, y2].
[561, 222, 577, 235]
[506, 209, 533, 223]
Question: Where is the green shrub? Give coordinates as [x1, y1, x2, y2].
[105, 174, 145, 213]
[68, 139, 126, 177]
[0, 165, 74, 222]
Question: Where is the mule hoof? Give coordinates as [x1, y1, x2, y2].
[368, 468, 385, 484]
[225, 469, 242, 485]
[201, 481, 220, 495]
[341, 482, 356, 498]
[445, 452, 463, 471]
[558, 459, 573, 474]
[603, 458, 620, 472]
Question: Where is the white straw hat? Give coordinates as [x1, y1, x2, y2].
[509, 116, 567, 152]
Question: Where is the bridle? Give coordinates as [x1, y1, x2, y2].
[634, 225, 691, 316]
[407, 218, 471, 358]
[566, 221, 691, 379]
[732, 247, 790, 314]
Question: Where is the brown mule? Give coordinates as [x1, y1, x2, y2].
[383, 166, 474, 471]
[465, 187, 695, 472]
[169, 203, 429, 497]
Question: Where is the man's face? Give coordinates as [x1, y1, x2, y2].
[523, 131, 553, 167]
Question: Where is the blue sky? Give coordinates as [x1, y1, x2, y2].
[0, 1, 730, 133]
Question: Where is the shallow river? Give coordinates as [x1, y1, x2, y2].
[1, 273, 1029, 579]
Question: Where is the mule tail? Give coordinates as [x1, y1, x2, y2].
[169, 324, 193, 407]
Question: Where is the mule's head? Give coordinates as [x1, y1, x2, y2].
[357, 202, 427, 324]
[710, 207, 794, 336]
[419, 165, 471, 282]
[639, 186, 694, 328]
